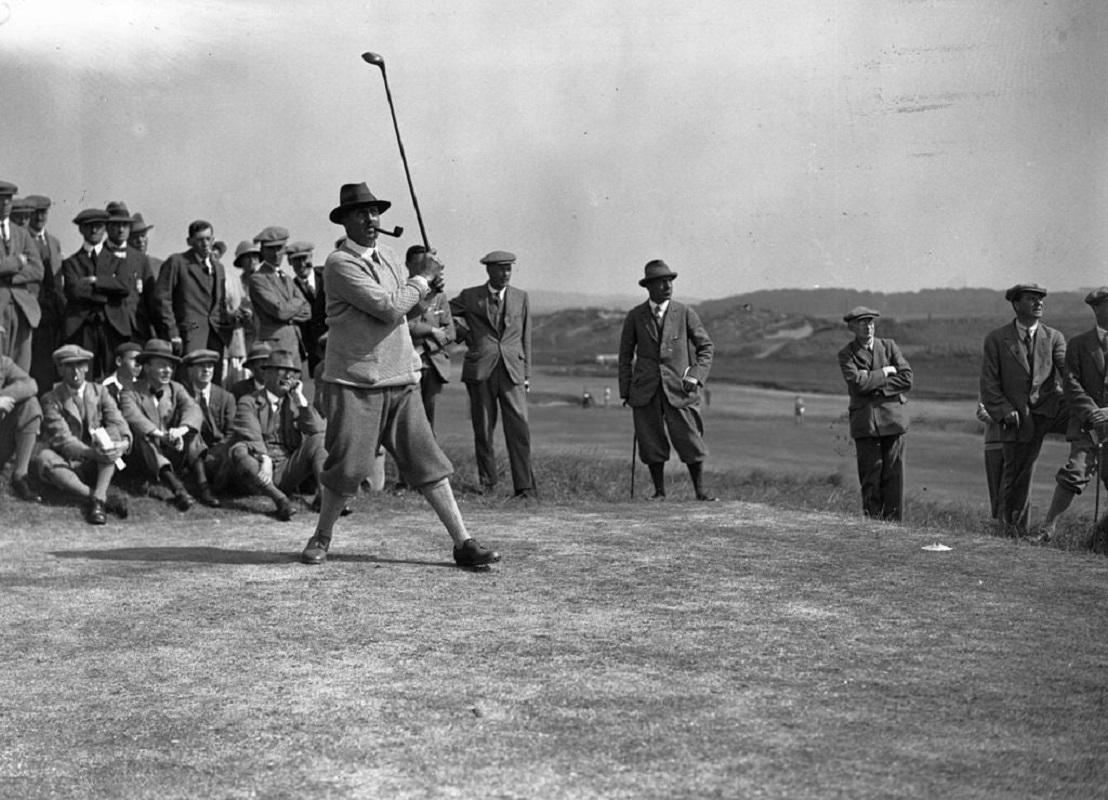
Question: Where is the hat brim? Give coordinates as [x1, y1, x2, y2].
[329, 199, 391, 224]
[639, 272, 678, 287]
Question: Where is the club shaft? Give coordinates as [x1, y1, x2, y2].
[378, 68, 430, 249]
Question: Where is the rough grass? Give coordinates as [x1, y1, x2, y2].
[3, 446, 1107, 799]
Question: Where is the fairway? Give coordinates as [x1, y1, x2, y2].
[4, 495, 1107, 798]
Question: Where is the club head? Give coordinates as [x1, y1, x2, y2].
[361, 51, 385, 68]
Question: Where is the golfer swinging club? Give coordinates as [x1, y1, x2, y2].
[299, 182, 500, 569]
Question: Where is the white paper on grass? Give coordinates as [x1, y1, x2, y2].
[921, 543, 952, 551]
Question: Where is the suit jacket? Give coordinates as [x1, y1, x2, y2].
[981, 321, 1066, 443]
[155, 250, 231, 351]
[408, 291, 454, 382]
[250, 264, 310, 359]
[186, 383, 236, 446]
[61, 247, 134, 338]
[450, 284, 530, 384]
[618, 300, 713, 409]
[31, 230, 64, 321]
[293, 267, 328, 354]
[39, 380, 130, 464]
[118, 379, 203, 441]
[837, 337, 913, 439]
[230, 389, 325, 458]
[106, 244, 157, 341]
[1062, 327, 1107, 441]
[0, 355, 38, 404]
[0, 223, 44, 328]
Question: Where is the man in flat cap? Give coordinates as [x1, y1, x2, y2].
[182, 348, 236, 506]
[154, 220, 232, 379]
[837, 306, 913, 521]
[230, 341, 272, 400]
[25, 195, 64, 396]
[227, 350, 326, 520]
[61, 208, 135, 380]
[302, 181, 500, 568]
[118, 339, 206, 511]
[34, 345, 131, 524]
[450, 249, 536, 499]
[249, 226, 310, 371]
[980, 284, 1067, 536]
[619, 259, 716, 501]
[0, 181, 45, 372]
[101, 340, 143, 405]
[288, 241, 327, 376]
[0, 348, 43, 504]
[9, 198, 32, 229]
[1033, 288, 1108, 544]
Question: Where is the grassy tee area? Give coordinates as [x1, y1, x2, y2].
[3, 416, 1107, 797]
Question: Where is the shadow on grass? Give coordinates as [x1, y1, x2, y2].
[48, 546, 463, 570]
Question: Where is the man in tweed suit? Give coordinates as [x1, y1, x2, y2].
[299, 181, 499, 569]
[249, 226, 310, 371]
[1035, 287, 1108, 542]
[618, 259, 715, 501]
[980, 283, 1067, 536]
[34, 345, 131, 524]
[450, 250, 535, 498]
[837, 306, 913, 521]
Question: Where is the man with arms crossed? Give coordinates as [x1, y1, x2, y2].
[837, 306, 913, 521]
[301, 182, 500, 569]
[980, 283, 1067, 537]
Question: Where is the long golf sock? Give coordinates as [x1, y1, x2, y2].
[315, 485, 350, 541]
[421, 478, 469, 546]
[12, 428, 36, 477]
[648, 463, 665, 495]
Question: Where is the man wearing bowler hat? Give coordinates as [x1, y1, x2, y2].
[34, 344, 131, 524]
[618, 259, 716, 501]
[0, 180, 45, 372]
[301, 181, 500, 568]
[1033, 288, 1108, 543]
[227, 349, 326, 520]
[118, 339, 208, 510]
[61, 208, 135, 379]
[249, 226, 310, 371]
[980, 283, 1067, 536]
[154, 220, 232, 378]
[837, 306, 913, 521]
[450, 249, 536, 498]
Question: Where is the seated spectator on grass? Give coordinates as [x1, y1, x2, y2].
[101, 341, 143, 405]
[118, 339, 212, 511]
[34, 345, 131, 524]
[183, 348, 237, 503]
[229, 341, 271, 400]
[0, 353, 43, 505]
[227, 349, 326, 521]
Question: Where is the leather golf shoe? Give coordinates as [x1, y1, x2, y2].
[648, 490, 666, 501]
[11, 476, 41, 503]
[696, 492, 719, 502]
[86, 497, 107, 525]
[173, 490, 195, 511]
[196, 485, 221, 508]
[300, 535, 331, 565]
[453, 538, 501, 568]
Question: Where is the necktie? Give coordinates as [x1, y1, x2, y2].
[1, 220, 8, 249]
[1025, 332, 1034, 374]
[156, 388, 171, 424]
[490, 293, 502, 330]
[654, 305, 664, 331]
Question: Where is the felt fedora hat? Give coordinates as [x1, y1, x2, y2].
[136, 339, 181, 365]
[638, 259, 678, 287]
[329, 182, 391, 224]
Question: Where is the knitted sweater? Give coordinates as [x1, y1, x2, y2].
[321, 242, 430, 389]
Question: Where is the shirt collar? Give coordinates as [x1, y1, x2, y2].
[344, 238, 378, 264]
[1015, 320, 1039, 339]
[650, 299, 670, 315]
[264, 389, 281, 409]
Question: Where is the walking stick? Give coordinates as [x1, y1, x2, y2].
[1094, 438, 1104, 553]
[629, 434, 637, 499]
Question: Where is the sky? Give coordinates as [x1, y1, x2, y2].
[1, 0, 1105, 298]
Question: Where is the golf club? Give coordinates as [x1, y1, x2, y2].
[629, 434, 637, 499]
[362, 51, 430, 249]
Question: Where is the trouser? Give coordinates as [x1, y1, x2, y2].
[984, 444, 1004, 520]
[465, 362, 533, 492]
[632, 390, 708, 465]
[998, 410, 1065, 533]
[854, 434, 905, 521]
[419, 367, 446, 432]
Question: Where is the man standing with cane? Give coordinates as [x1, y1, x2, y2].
[618, 259, 715, 501]
[1034, 288, 1108, 543]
